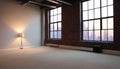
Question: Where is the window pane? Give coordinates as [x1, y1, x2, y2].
[94, 20, 100, 30]
[81, 0, 114, 41]
[94, 0, 100, 8]
[53, 9, 57, 15]
[50, 10, 54, 15]
[58, 14, 61, 21]
[108, 5, 113, 16]
[102, 30, 108, 41]
[54, 23, 57, 31]
[89, 21, 94, 30]
[108, 18, 113, 29]
[108, 30, 113, 41]
[89, 31, 94, 40]
[89, 10, 94, 19]
[49, 7, 62, 39]
[95, 8, 100, 18]
[50, 16, 54, 22]
[54, 31, 58, 38]
[83, 31, 88, 40]
[54, 15, 57, 22]
[83, 21, 88, 30]
[58, 31, 61, 39]
[83, 2, 88, 11]
[102, 19, 107, 29]
[102, 7, 107, 17]
[88, 0, 93, 9]
[58, 22, 61, 30]
[50, 32, 54, 39]
[58, 7, 61, 14]
[108, 0, 113, 5]
[95, 30, 100, 40]
[101, 0, 107, 6]
[50, 24, 54, 31]
[83, 11, 88, 20]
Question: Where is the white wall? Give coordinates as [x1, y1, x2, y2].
[0, 0, 41, 49]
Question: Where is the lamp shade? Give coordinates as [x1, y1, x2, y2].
[18, 33, 24, 37]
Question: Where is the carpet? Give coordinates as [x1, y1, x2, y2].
[0, 46, 120, 69]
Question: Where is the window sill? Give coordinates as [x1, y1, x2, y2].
[80, 40, 114, 44]
[47, 39, 61, 41]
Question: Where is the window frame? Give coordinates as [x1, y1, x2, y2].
[81, 0, 114, 42]
[48, 7, 62, 40]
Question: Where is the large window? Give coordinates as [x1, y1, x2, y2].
[49, 7, 62, 39]
[82, 0, 114, 41]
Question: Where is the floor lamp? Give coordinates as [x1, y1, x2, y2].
[18, 33, 24, 49]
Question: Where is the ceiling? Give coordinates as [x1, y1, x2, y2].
[16, 0, 80, 9]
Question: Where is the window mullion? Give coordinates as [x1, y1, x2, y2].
[100, 0, 102, 41]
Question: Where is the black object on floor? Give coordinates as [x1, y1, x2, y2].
[93, 45, 102, 53]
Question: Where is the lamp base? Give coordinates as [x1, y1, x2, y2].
[20, 48, 23, 49]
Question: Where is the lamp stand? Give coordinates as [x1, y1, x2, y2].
[18, 33, 24, 49]
[20, 37, 23, 49]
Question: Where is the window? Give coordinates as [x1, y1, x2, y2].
[49, 7, 62, 39]
[82, 0, 114, 41]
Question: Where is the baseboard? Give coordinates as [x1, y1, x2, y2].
[0, 47, 19, 51]
[0, 46, 40, 51]
[46, 43, 59, 47]
[103, 49, 120, 56]
[23, 46, 40, 48]
[59, 45, 120, 56]
[59, 45, 92, 52]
